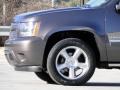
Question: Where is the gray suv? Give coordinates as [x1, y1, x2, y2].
[4, 0, 120, 85]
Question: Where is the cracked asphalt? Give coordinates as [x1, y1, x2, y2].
[1, 47, 120, 90]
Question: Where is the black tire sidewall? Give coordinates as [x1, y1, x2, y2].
[47, 38, 95, 85]
[35, 71, 55, 83]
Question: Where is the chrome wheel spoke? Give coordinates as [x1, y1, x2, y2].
[73, 48, 82, 59]
[77, 63, 88, 69]
[60, 50, 70, 60]
[69, 67, 75, 79]
[57, 63, 67, 71]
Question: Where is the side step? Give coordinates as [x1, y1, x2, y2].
[109, 64, 120, 67]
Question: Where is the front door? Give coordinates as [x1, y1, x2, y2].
[106, 0, 120, 62]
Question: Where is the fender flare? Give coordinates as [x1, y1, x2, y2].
[43, 26, 107, 62]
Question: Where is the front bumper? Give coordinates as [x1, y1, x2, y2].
[4, 37, 45, 72]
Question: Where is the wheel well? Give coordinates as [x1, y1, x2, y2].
[43, 31, 100, 69]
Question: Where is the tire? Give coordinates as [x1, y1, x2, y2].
[47, 38, 96, 86]
[35, 71, 55, 84]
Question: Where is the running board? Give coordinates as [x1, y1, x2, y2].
[109, 64, 120, 67]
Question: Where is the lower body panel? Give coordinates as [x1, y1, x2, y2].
[4, 37, 45, 72]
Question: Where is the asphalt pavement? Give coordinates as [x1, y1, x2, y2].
[1, 47, 120, 90]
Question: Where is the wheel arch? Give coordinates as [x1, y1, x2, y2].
[42, 27, 107, 69]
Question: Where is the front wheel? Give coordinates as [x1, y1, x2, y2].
[47, 38, 96, 86]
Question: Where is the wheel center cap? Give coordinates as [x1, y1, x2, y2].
[67, 59, 75, 67]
